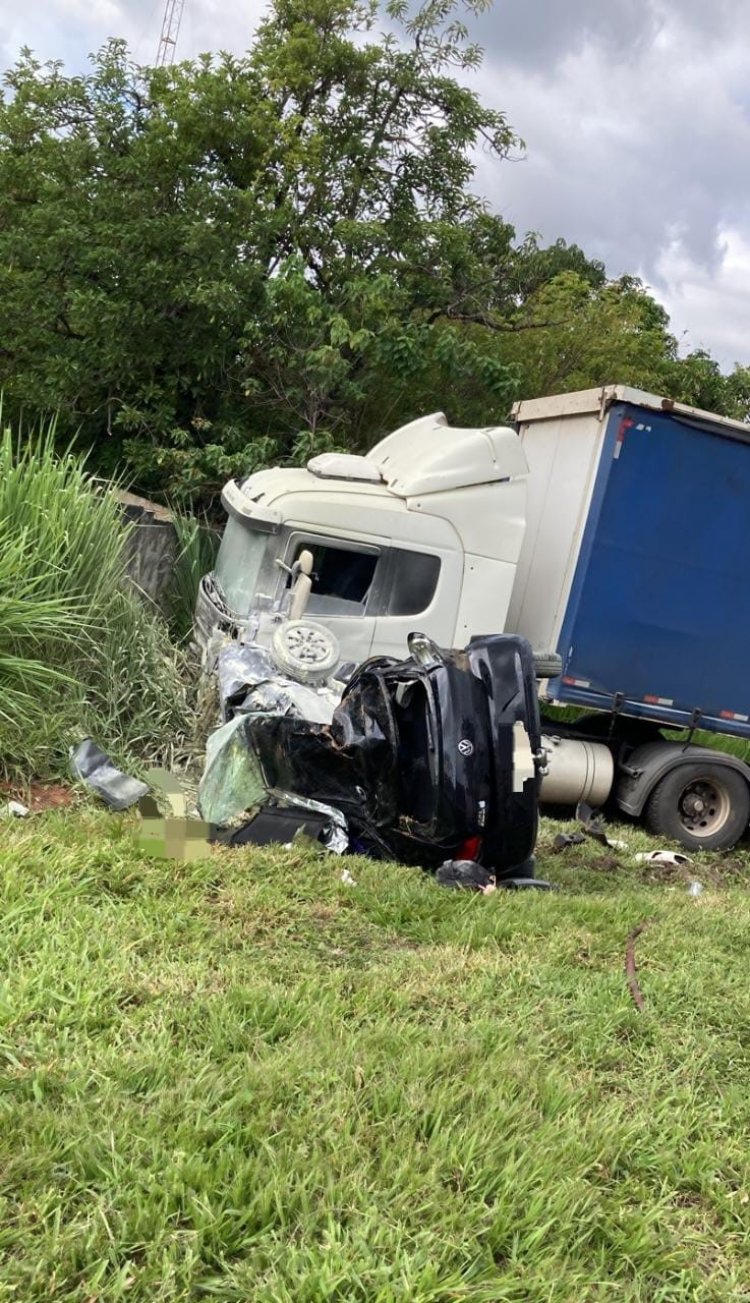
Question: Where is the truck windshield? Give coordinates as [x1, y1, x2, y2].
[214, 519, 269, 617]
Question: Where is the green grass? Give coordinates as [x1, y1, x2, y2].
[0, 424, 192, 778]
[2, 812, 750, 1299]
[167, 508, 220, 644]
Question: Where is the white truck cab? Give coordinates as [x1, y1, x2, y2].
[195, 412, 529, 666]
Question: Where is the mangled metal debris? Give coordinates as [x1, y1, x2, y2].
[215, 637, 341, 725]
[634, 850, 691, 867]
[198, 627, 547, 881]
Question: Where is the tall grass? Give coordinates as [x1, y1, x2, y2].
[0, 424, 192, 780]
[0, 534, 82, 745]
[168, 507, 220, 642]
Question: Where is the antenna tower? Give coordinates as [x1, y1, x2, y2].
[156, 0, 185, 66]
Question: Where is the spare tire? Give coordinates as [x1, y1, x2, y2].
[271, 619, 341, 685]
[533, 650, 563, 680]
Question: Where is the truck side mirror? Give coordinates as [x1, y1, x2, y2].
[287, 549, 315, 620]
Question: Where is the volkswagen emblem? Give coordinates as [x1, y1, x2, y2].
[458, 738, 474, 757]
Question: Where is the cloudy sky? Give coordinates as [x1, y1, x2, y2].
[3, 0, 750, 368]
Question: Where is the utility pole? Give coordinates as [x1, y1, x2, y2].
[156, 0, 185, 67]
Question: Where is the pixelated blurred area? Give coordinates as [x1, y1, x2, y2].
[136, 768, 214, 862]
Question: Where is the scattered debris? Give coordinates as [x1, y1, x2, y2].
[435, 858, 555, 892]
[340, 868, 358, 887]
[625, 921, 650, 1012]
[436, 860, 497, 892]
[688, 880, 704, 898]
[553, 823, 626, 853]
[635, 850, 691, 867]
[553, 831, 587, 850]
[0, 799, 29, 818]
[70, 740, 149, 811]
[574, 800, 628, 849]
[551, 802, 627, 851]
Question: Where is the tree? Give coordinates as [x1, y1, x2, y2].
[488, 271, 679, 399]
[1, 1, 745, 508]
[0, 0, 524, 503]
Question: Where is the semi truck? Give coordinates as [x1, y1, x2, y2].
[195, 384, 750, 852]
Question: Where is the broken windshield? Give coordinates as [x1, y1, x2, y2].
[214, 519, 270, 616]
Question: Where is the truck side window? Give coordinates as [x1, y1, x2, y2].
[293, 542, 378, 614]
[385, 551, 441, 616]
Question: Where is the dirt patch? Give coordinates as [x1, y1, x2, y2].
[587, 853, 622, 875]
[0, 781, 76, 813]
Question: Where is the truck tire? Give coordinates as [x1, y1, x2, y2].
[271, 619, 340, 685]
[644, 763, 750, 851]
[532, 650, 563, 680]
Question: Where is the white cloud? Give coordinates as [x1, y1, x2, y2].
[466, 2, 750, 367]
[0, 0, 268, 69]
[472, 7, 750, 270]
[655, 228, 750, 368]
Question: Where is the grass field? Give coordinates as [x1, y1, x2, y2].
[2, 808, 750, 1301]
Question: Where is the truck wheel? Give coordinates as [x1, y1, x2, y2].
[644, 764, 750, 851]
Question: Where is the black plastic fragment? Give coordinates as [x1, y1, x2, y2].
[70, 739, 149, 811]
[553, 832, 587, 850]
[435, 860, 496, 892]
[219, 806, 332, 848]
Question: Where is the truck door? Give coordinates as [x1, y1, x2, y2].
[283, 532, 384, 668]
[372, 545, 463, 660]
[284, 535, 463, 667]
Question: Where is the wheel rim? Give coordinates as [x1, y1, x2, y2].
[677, 775, 732, 839]
[283, 626, 333, 665]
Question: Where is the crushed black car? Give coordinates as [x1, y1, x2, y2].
[201, 631, 545, 878]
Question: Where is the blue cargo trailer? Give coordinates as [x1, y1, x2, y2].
[510, 386, 750, 848]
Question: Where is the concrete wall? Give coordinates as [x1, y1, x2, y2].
[116, 490, 178, 614]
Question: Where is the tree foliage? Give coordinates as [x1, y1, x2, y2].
[0, 0, 521, 500]
[0, 0, 747, 506]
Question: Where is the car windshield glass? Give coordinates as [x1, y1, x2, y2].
[214, 519, 269, 616]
